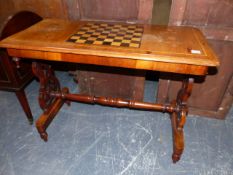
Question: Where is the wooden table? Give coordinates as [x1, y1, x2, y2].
[0, 19, 219, 163]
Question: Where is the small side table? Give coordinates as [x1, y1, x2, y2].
[0, 19, 219, 162]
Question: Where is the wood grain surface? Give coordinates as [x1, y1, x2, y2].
[0, 19, 219, 75]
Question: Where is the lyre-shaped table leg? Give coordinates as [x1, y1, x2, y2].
[32, 62, 61, 112]
[171, 78, 194, 163]
[32, 62, 68, 141]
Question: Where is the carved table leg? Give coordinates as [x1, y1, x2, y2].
[32, 62, 68, 141]
[171, 78, 194, 163]
[15, 90, 34, 124]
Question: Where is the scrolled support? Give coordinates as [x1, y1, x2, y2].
[32, 62, 68, 142]
[32, 62, 61, 112]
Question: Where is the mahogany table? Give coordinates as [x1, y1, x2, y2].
[0, 19, 219, 163]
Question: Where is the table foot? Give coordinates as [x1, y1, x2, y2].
[37, 127, 48, 142]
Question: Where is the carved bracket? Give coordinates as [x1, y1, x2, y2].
[32, 62, 61, 112]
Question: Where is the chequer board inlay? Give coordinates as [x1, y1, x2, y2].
[67, 22, 144, 48]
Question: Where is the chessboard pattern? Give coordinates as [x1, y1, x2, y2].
[67, 22, 144, 48]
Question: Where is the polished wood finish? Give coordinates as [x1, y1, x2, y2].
[0, 11, 42, 123]
[1, 19, 219, 67]
[66, 0, 152, 101]
[6, 49, 209, 76]
[0, 19, 219, 163]
[68, 0, 153, 102]
[50, 90, 176, 112]
[0, 19, 219, 74]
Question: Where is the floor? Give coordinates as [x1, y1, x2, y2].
[0, 71, 233, 175]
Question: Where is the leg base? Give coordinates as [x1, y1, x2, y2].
[172, 149, 183, 163]
[40, 132, 48, 142]
[35, 90, 66, 141]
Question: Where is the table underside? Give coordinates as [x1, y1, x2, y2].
[20, 60, 195, 163]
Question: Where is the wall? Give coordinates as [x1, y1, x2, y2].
[0, 0, 154, 33]
[151, 0, 172, 25]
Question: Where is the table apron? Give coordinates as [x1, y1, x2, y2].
[7, 48, 208, 76]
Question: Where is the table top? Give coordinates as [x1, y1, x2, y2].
[0, 19, 219, 75]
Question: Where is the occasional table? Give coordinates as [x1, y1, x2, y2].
[0, 19, 219, 163]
